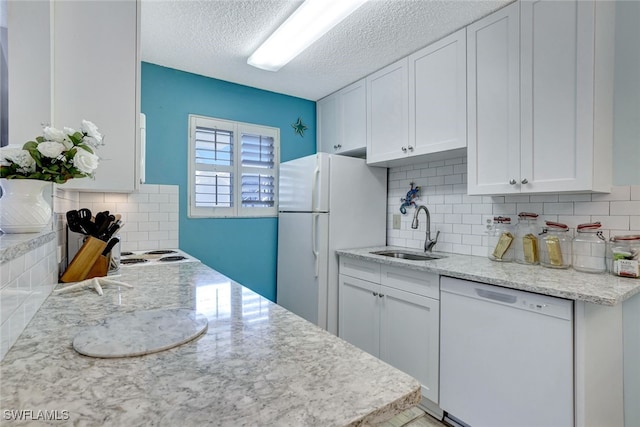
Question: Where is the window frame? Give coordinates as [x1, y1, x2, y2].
[188, 114, 280, 218]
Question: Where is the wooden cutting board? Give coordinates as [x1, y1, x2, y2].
[72, 308, 208, 358]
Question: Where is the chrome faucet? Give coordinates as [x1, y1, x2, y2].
[412, 205, 440, 252]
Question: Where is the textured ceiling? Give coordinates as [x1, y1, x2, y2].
[141, 0, 513, 101]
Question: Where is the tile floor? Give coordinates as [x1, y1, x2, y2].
[380, 406, 447, 427]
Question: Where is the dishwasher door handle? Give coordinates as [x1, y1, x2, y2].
[475, 288, 518, 304]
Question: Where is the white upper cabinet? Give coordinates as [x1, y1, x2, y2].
[468, 0, 614, 195]
[367, 29, 467, 167]
[317, 78, 366, 156]
[366, 58, 410, 165]
[55, 0, 141, 192]
[408, 28, 467, 157]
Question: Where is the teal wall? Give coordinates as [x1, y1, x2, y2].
[141, 62, 316, 301]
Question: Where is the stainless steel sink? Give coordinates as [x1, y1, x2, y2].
[370, 250, 445, 261]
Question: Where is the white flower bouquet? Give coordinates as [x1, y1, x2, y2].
[0, 120, 103, 184]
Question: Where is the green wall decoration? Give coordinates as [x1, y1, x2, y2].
[291, 116, 308, 137]
[141, 62, 316, 301]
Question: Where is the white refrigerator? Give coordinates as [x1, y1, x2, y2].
[277, 153, 387, 335]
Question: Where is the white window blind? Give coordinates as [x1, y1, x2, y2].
[189, 115, 279, 218]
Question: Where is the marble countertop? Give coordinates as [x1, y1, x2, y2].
[0, 262, 420, 426]
[0, 231, 56, 264]
[337, 246, 640, 306]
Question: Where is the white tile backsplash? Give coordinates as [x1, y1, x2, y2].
[78, 184, 179, 251]
[387, 156, 640, 255]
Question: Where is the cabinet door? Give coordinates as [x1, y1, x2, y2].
[338, 275, 380, 358]
[467, 2, 521, 195]
[339, 79, 367, 154]
[409, 28, 467, 156]
[317, 92, 340, 153]
[520, 0, 611, 193]
[54, 0, 140, 192]
[366, 58, 409, 165]
[380, 286, 440, 404]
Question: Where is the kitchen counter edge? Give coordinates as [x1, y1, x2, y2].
[337, 246, 640, 306]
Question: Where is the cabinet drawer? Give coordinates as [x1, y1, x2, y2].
[340, 257, 381, 283]
[381, 266, 439, 300]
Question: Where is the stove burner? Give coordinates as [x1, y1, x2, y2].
[121, 251, 134, 256]
[158, 256, 187, 262]
[121, 258, 149, 265]
[145, 250, 177, 255]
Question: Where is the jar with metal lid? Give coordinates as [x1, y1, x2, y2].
[488, 216, 515, 262]
[514, 212, 540, 265]
[572, 222, 606, 273]
[609, 235, 640, 278]
[539, 221, 572, 269]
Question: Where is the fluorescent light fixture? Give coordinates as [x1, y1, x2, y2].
[247, 0, 368, 72]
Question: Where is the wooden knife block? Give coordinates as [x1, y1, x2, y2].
[60, 237, 107, 283]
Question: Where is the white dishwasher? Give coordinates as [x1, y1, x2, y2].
[440, 277, 573, 427]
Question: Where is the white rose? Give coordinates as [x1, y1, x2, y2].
[36, 141, 66, 158]
[3, 148, 35, 172]
[43, 126, 67, 143]
[81, 120, 103, 145]
[73, 149, 100, 174]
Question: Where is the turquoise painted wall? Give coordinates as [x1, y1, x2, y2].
[141, 62, 316, 301]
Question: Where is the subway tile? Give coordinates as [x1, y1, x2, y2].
[444, 174, 463, 185]
[445, 194, 463, 204]
[426, 176, 444, 186]
[115, 202, 140, 213]
[610, 201, 640, 215]
[104, 193, 129, 203]
[453, 204, 472, 214]
[427, 195, 444, 205]
[149, 193, 170, 204]
[9, 257, 25, 283]
[445, 157, 465, 166]
[492, 203, 517, 215]
[471, 246, 486, 257]
[453, 164, 466, 175]
[452, 224, 472, 235]
[452, 184, 467, 194]
[631, 186, 640, 201]
[428, 160, 445, 168]
[471, 224, 490, 235]
[471, 204, 492, 215]
[451, 244, 472, 255]
[462, 195, 483, 204]
[78, 192, 104, 203]
[389, 171, 407, 181]
[138, 184, 160, 194]
[598, 216, 630, 231]
[446, 214, 462, 224]
[149, 231, 169, 241]
[127, 193, 150, 203]
[159, 185, 179, 194]
[138, 203, 160, 213]
[149, 212, 169, 222]
[435, 184, 454, 194]
[543, 202, 574, 215]
[420, 168, 437, 178]
[406, 169, 422, 179]
[530, 194, 559, 203]
[630, 216, 640, 230]
[436, 165, 454, 176]
[505, 195, 530, 203]
[138, 222, 159, 232]
[591, 186, 631, 202]
[463, 234, 483, 246]
[558, 193, 591, 202]
[462, 214, 483, 225]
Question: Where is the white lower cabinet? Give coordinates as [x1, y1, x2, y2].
[339, 257, 439, 404]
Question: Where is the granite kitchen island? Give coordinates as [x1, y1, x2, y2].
[0, 262, 420, 426]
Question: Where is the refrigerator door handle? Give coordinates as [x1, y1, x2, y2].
[311, 166, 320, 212]
[312, 213, 319, 277]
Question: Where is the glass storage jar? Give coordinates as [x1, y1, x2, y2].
[539, 221, 572, 269]
[609, 235, 640, 278]
[514, 212, 540, 265]
[572, 222, 606, 273]
[488, 216, 515, 262]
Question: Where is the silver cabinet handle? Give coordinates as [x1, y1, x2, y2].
[372, 292, 378, 297]
[509, 179, 517, 185]
[378, 293, 384, 298]
[408, 146, 414, 151]
[521, 178, 528, 184]
[333, 144, 342, 150]
[401, 147, 407, 152]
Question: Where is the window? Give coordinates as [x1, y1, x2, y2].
[188, 115, 279, 218]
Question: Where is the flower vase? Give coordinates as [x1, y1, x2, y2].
[0, 178, 53, 233]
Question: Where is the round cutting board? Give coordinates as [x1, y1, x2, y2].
[73, 308, 208, 358]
